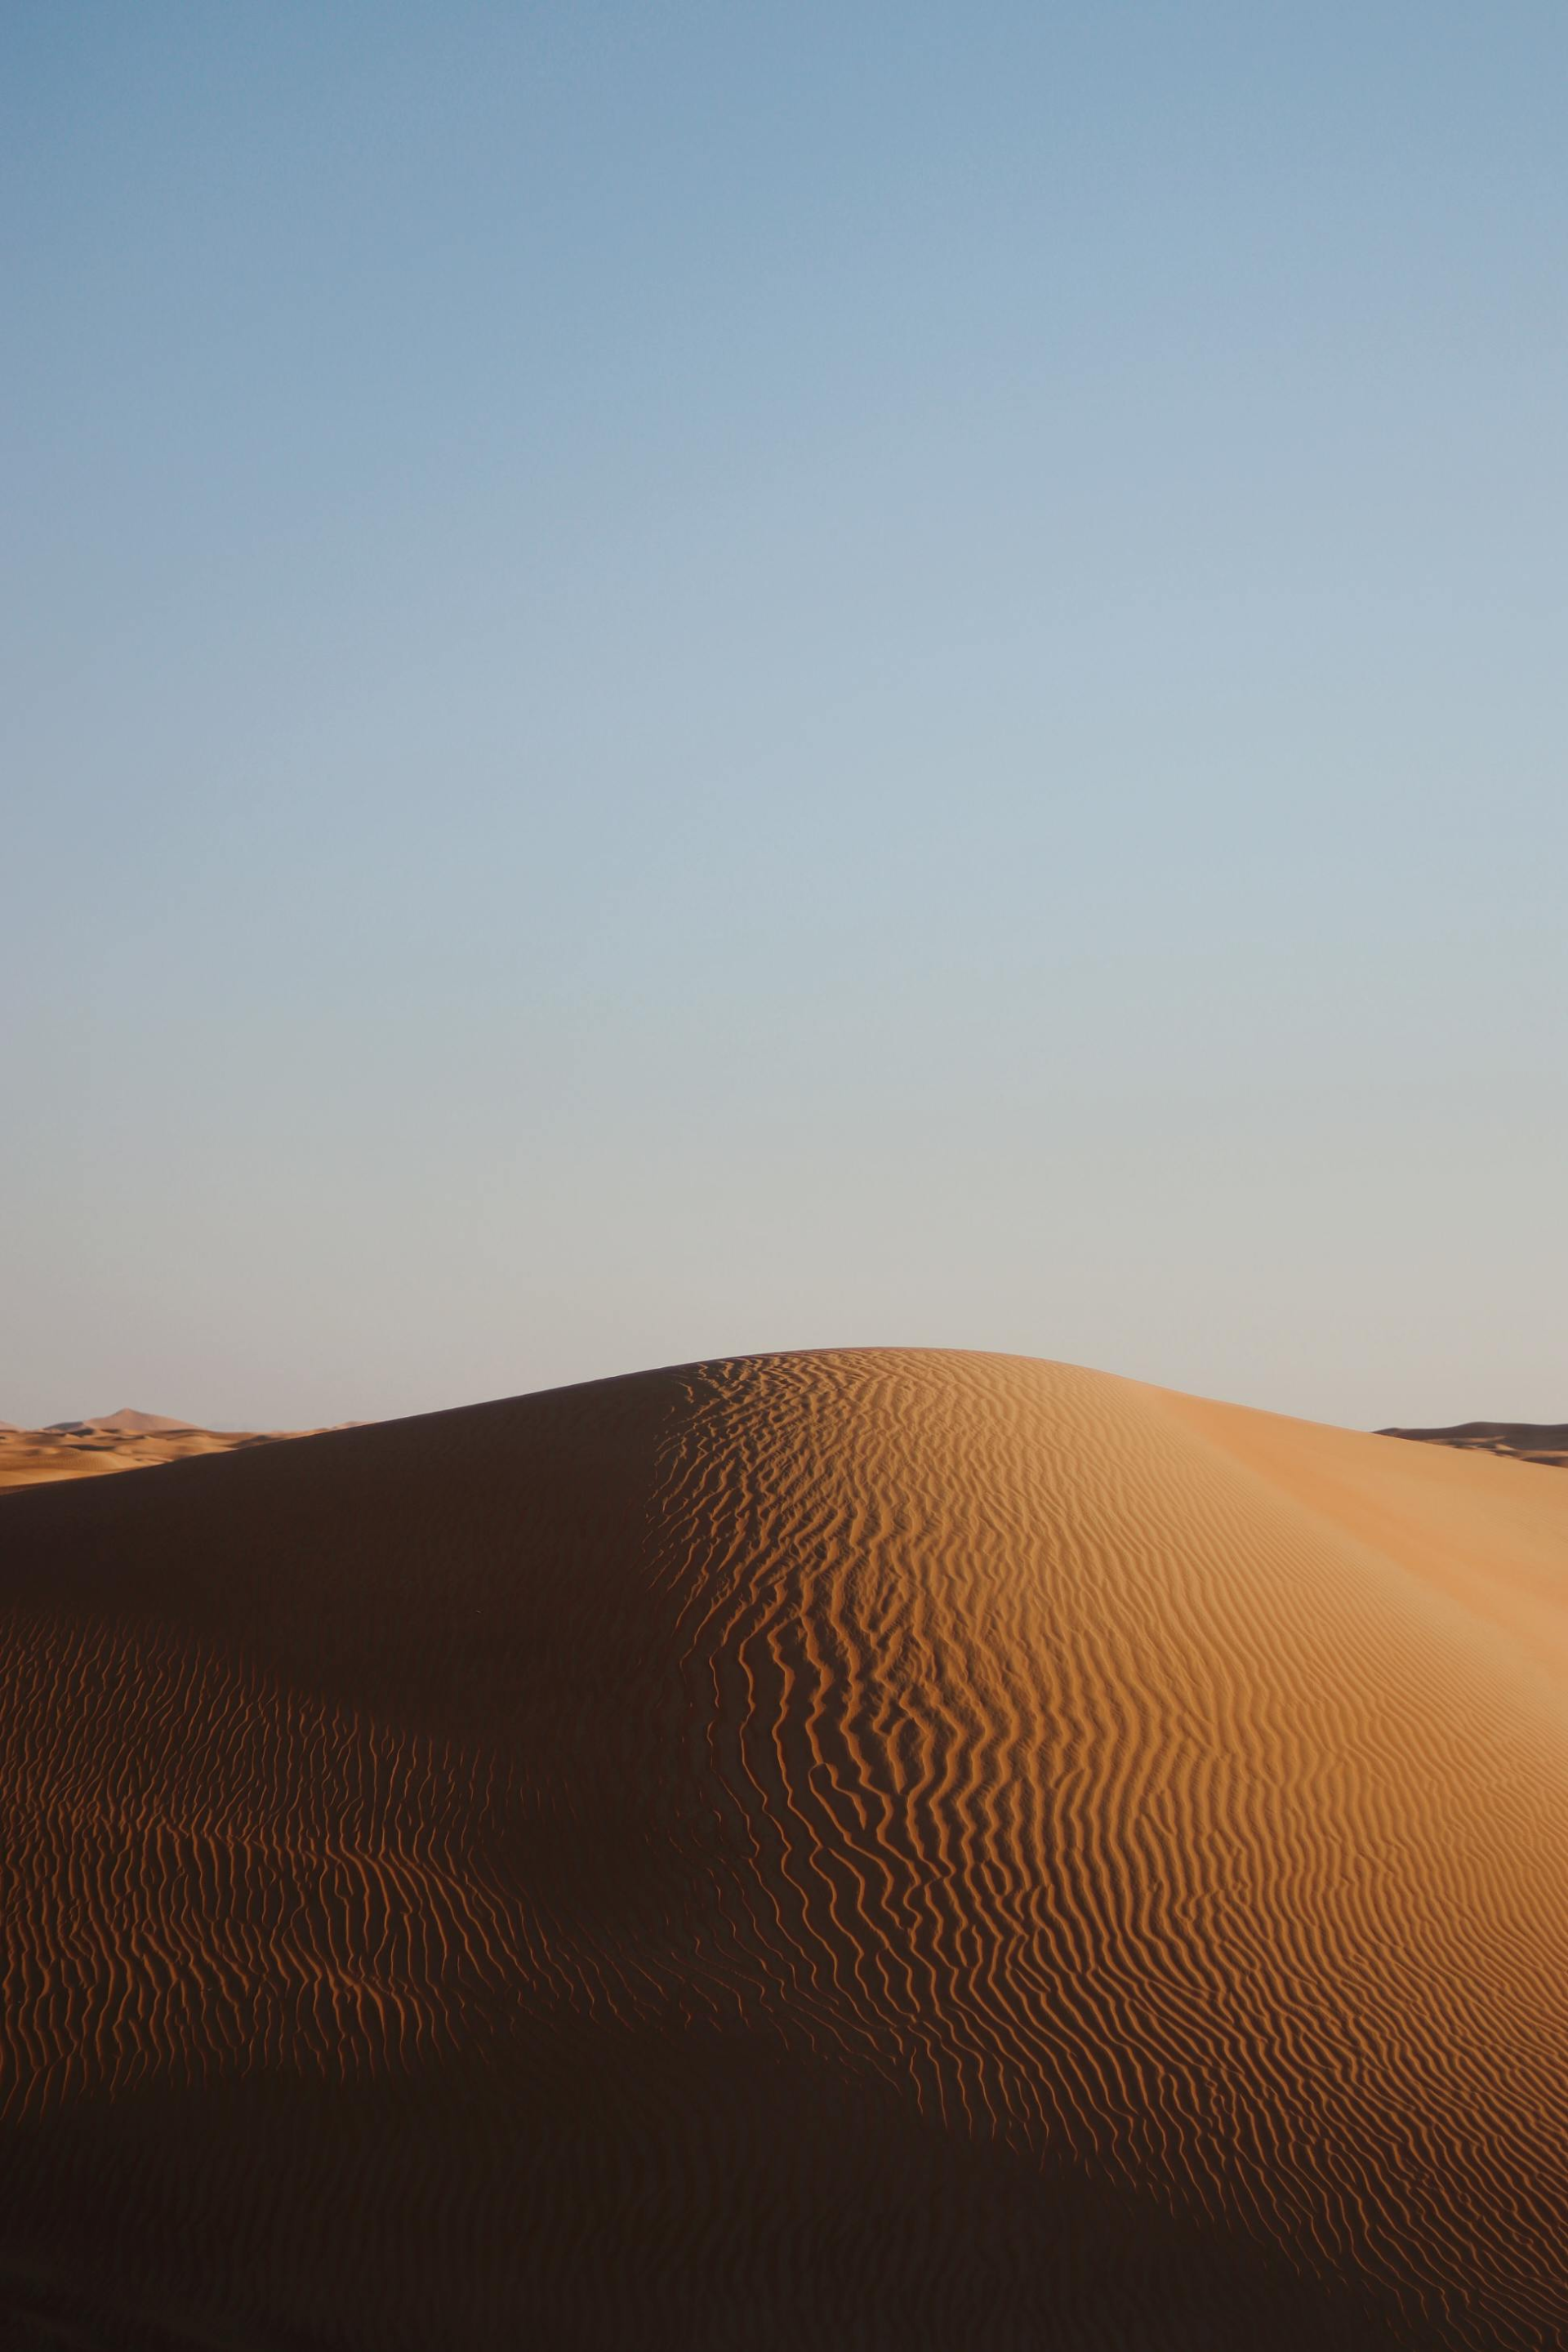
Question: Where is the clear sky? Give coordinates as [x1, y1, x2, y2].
[3, 1, 1564, 1432]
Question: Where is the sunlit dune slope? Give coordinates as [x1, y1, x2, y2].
[2, 1349, 1566, 2350]
[0, 1414, 283, 1490]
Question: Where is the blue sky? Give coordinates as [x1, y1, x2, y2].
[2, 1, 1564, 1429]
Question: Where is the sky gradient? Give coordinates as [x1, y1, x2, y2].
[3, 0, 1565, 1432]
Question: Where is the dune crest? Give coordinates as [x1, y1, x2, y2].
[0, 1348, 1565, 2347]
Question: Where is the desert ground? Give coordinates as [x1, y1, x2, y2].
[0, 1348, 1565, 2347]
[0, 1407, 283, 1491]
[1382, 1418, 1568, 1470]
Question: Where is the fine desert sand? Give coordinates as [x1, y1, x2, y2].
[0, 1410, 283, 1492]
[0, 1348, 1566, 2347]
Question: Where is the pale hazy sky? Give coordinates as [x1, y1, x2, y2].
[3, 1, 1564, 1432]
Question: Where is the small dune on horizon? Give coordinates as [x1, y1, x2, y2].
[1381, 1417, 1568, 1470]
[50, 1406, 203, 1435]
[0, 1411, 291, 1490]
[1, 1348, 1566, 2347]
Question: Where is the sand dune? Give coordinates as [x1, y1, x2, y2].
[44, 1407, 200, 1436]
[0, 1414, 285, 1491]
[1382, 1419, 1568, 1470]
[0, 1349, 1566, 2347]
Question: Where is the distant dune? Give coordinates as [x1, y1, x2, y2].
[0, 1349, 1566, 2347]
[0, 1412, 287, 1490]
[44, 1406, 203, 1435]
[1380, 1419, 1568, 1470]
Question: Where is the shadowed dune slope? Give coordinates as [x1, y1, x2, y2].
[1, 1349, 1567, 2349]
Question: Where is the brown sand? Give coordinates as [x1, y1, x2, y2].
[0, 1414, 287, 1491]
[0, 1348, 1565, 2348]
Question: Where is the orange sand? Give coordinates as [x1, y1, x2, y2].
[0, 1348, 1564, 2347]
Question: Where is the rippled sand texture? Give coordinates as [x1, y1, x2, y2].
[2, 1350, 1566, 2349]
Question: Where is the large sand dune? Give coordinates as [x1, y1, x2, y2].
[1, 1349, 1566, 2348]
